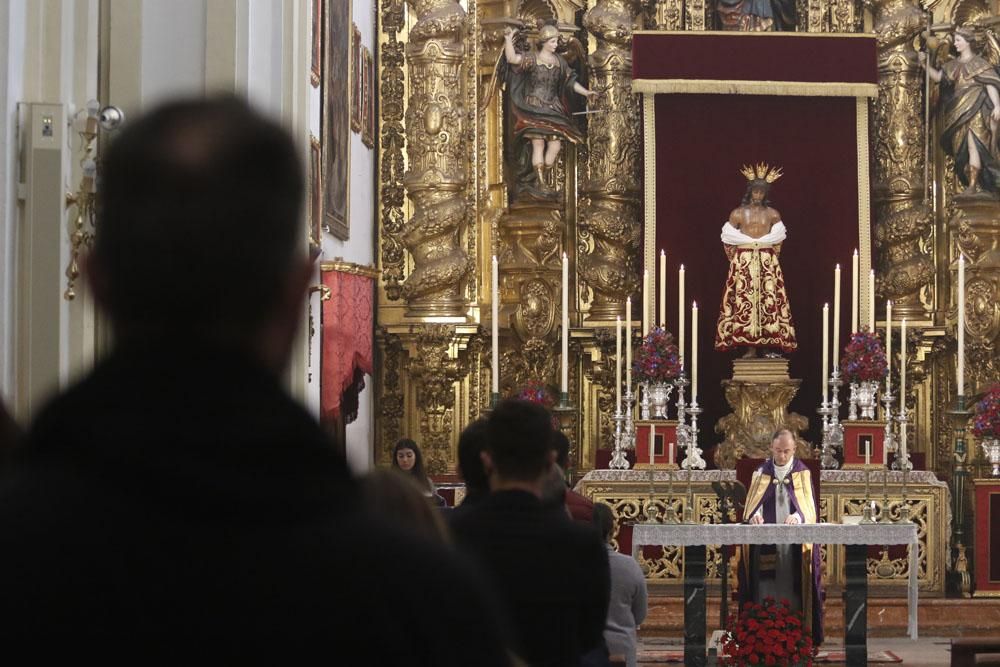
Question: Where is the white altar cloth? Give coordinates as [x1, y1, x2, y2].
[630, 522, 919, 639]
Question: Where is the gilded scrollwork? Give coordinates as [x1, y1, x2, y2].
[376, 327, 405, 464]
[715, 380, 811, 468]
[379, 0, 407, 301]
[406, 324, 469, 472]
[579, 0, 642, 322]
[401, 0, 472, 317]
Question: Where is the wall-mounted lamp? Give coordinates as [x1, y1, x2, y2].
[64, 100, 124, 300]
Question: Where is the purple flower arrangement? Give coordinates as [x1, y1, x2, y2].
[516, 379, 554, 408]
[973, 385, 1000, 439]
[632, 327, 682, 383]
[840, 330, 888, 383]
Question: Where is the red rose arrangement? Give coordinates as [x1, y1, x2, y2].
[839, 329, 888, 383]
[516, 379, 554, 408]
[720, 597, 814, 666]
[973, 384, 1000, 440]
[632, 327, 682, 383]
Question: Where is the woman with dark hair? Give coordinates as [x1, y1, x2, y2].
[392, 438, 442, 504]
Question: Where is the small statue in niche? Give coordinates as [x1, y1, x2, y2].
[716, 0, 796, 31]
[920, 26, 1000, 197]
[484, 23, 597, 202]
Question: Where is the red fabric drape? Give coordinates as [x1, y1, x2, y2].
[321, 270, 374, 424]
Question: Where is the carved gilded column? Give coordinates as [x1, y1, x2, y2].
[870, 0, 934, 321]
[580, 0, 642, 322]
[401, 0, 471, 318]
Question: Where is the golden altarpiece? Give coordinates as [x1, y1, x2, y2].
[369, 0, 1000, 600]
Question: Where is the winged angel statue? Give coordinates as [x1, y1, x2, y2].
[482, 22, 598, 202]
[920, 23, 1000, 196]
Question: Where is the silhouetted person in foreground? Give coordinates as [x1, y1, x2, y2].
[0, 97, 509, 663]
[451, 399, 610, 667]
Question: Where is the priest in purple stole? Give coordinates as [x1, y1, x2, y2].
[737, 430, 823, 644]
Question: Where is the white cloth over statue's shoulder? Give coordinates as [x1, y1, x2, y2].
[720, 221, 787, 246]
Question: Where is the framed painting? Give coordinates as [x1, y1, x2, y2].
[351, 23, 362, 134]
[309, 134, 322, 250]
[310, 0, 322, 87]
[361, 46, 374, 149]
[321, 0, 351, 240]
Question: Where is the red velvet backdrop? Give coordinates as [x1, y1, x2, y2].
[653, 93, 862, 459]
[321, 270, 374, 425]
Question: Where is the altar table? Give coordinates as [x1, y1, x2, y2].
[631, 522, 918, 667]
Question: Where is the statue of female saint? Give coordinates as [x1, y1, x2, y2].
[715, 164, 797, 357]
[493, 24, 598, 200]
[919, 27, 1000, 196]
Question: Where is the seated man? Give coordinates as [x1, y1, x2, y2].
[738, 429, 823, 644]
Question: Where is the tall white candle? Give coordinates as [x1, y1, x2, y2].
[869, 269, 876, 331]
[678, 265, 686, 368]
[668, 441, 674, 465]
[561, 252, 569, 394]
[492, 255, 499, 394]
[852, 249, 859, 333]
[616, 316, 622, 414]
[900, 318, 907, 417]
[626, 297, 633, 391]
[642, 269, 649, 337]
[649, 425, 656, 466]
[659, 249, 667, 328]
[886, 300, 892, 393]
[822, 303, 829, 402]
[958, 254, 965, 396]
[865, 440, 871, 466]
[833, 264, 842, 372]
[691, 301, 699, 401]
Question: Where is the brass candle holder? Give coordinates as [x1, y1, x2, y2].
[682, 468, 695, 523]
[860, 468, 876, 524]
[663, 470, 679, 523]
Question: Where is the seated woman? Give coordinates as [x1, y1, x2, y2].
[392, 438, 444, 506]
[592, 503, 647, 667]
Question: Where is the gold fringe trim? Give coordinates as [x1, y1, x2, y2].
[632, 78, 878, 98]
[320, 260, 380, 279]
[856, 97, 873, 328]
[634, 29, 876, 38]
[643, 93, 657, 330]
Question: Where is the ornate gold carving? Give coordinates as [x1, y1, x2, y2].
[650, 0, 684, 29]
[375, 327, 405, 463]
[406, 324, 469, 472]
[871, 0, 934, 320]
[580, 0, 642, 321]
[715, 375, 811, 468]
[378, 0, 407, 301]
[686, 0, 708, 30]
[401, 0, 471, 317]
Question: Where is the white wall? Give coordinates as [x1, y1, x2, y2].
[305, 0, 377, 474]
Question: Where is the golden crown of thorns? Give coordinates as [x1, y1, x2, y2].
[740, 163, 784, 183]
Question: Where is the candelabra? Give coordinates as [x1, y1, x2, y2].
[682, 400, 706, 470]
[610, 406, 629, 470]
[645, 466, 660, 523]
[663, 469, 679, 523]
[947, 396, 971, 594]
[892, 411, 912, 472]
[898, 465, 912, 523]
[881, 469, 892, 523]
[683, 468, 695, 523]
[820, 370, 844, 469]
[860, 468, 876, 524]
[882, 387, 896, 463]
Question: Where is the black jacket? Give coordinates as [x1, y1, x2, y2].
[451, 489, 611, 667]
[0, 340, 509, 663]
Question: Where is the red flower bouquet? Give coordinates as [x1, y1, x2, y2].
[516, 379, 554, 408]
[839, 329, 888, 383]
[633, 327, 682, 383]
[720, 597, 814, 666]
[973, 384, 1000, 439]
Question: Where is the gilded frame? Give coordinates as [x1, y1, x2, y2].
[310, 0, 322, 87]
[361, 46, 374, 149]
[310, 134, 322, 249]
[351, 23, 362, 134]
[321, 0, 351, 240]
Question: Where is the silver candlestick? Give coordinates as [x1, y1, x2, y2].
[823, 370, 845, 469]
[681, 399, 706, 470]
[817, 401, 837, 469]
[610, 408, 629, 470]
[882, 386, 896, 465]
[892, 410, 912, 472]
